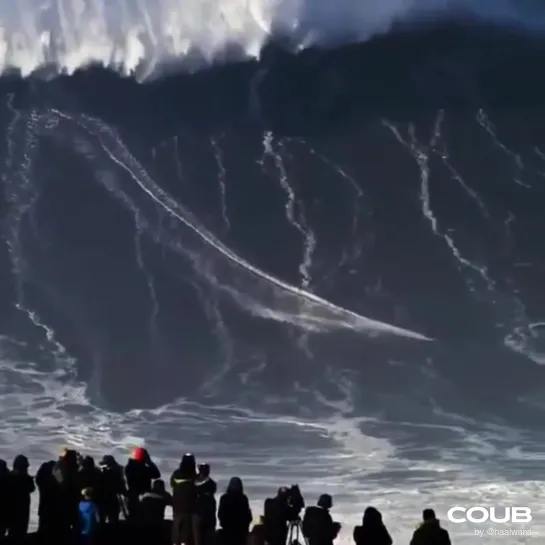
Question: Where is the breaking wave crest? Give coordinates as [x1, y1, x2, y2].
[0, 0, 544, 79]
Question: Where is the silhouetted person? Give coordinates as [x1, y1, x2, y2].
[53, 448, 83, 535]
[302, 494, 340, 545]
[0, 459, 10, 539]
[125, 447, 160, 519]
[139, 479, 172, 541]
[410, 508, 451, 545]
[36, 460, 57, 538]
[79, 487, 99, 544]
[7, 454, 35, 539]
[196, 463, 217, 545]
[79, 456, 100, 491]
[263, 488, 296, 545]
[171, 453, 199, 545]
[97, 454, 126, 524]
[218, 477, 253, 545]
[353, 507, 392, 545]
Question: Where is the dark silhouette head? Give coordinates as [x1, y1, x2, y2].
[179, 453, 196, 478]
[198, 463, 210, 477]
[152, 479, 166, 493]
[362, 506, 383, 526]
[100, 455, 117, 468]
[276, 486, 289, 499]
[227, 476, 244, 494]
[81, 456, 95, 470]
[13, 454, 29, 472]
[423, 508, 437, 522]
[317, 494, 333, 509]
[60, 448, 78, 467]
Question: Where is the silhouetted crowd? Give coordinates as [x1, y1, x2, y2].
[0, 448, 452, 544]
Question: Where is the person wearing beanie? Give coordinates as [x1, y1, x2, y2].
[124, 447, 160, 519]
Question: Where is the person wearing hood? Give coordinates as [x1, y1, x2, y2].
[196, 463, 217, 545]
[125, 447, 160, 519]
[217, 476, 253, 545]
[353, 507, 393, 545]
[170, 453, 199, 545]
[7, 454, 35, 539]
[410, 509, 451, 545]
[302, 494, 341, 545]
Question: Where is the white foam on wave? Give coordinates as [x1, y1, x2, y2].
[0, 0, 542, 78]
[505, 322, 545, 365]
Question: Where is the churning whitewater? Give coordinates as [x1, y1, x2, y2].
[1, 2, 545, 545]
[0, 0, 545, 77]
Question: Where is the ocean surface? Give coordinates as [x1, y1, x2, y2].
[1, 1, 545, 543]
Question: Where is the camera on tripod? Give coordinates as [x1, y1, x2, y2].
[285, 485, 307, 545]
[285, 484, 305, 521]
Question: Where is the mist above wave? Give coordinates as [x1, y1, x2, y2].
[0, 0, 542, 80]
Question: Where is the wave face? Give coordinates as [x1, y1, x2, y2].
[2, 18, 545, 545]
[1, 0, 545, 77]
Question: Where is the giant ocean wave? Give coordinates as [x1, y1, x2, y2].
[0, 0, 544, 78]
[1, 3, 545, 545]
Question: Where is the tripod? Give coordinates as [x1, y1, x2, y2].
[286, 518, 309, 545]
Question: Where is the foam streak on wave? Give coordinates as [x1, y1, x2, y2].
[50, 108, 429, 340]
[210, 136, 231, 232]
[260, 132, 316, 289]
[2, 102, 75, 377]
[0, 0, 543, 78]
[383, 117, 494, 294]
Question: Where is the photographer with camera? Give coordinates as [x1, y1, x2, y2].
[263, 485, 305, 545]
